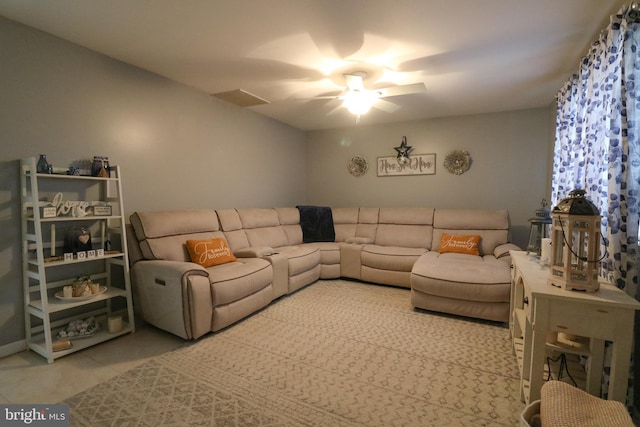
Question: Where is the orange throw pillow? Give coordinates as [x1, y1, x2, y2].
[439, 233, 481, 256]
[186, 238, 237, 267]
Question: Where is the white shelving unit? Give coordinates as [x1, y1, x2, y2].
[20, 157, 135, 363]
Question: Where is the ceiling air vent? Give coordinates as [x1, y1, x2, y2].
[212, 89, 269, 107]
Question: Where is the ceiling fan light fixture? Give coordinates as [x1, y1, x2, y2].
[343, 90, 378, 115]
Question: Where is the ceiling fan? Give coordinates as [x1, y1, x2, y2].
[305, 71, 426, 118]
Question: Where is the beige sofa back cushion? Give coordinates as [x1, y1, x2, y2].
[275, 207, 303, 245]
[356, 207, 379, 240]
[432, 209, 509, 255]
[332, 208, 358, 242]
[375, 208, 434, 249]
[237, 208, 288, 248]
[130, 210, 223, 262]
[216, 209, 250, 251]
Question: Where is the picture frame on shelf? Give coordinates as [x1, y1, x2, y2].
[41, 206, 57, 218]
[93, 205, 112, 216]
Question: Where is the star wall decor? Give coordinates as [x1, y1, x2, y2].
[394, 136, 413, 165]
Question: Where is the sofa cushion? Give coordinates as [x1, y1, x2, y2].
[277, 245, 321, 276]
[245, 226, 288, 248]
[237, 208, 289, 248]
[131, 209, 220, 239]
[222, 230, 251, 252]
[332, 208, 358, 242]
[376, 224, 432, 249]
[303, 242, 341, 265]
[373, 208, 434, 249]
[216, 209, 251, 251]
[237, 208, 280, 228]
[275, 207, 299, 225]
[358, 207, 379, 223]
[362, 245, 427, 272]
[304, 242, 341, 279]
[438, 234, 481, 256]
[130, 210, 223, 262]
[412, 251, 511, 285]
[352, 208, 378, 240]
[434, 209, 509, 229]
[216, 209, 243, 231]
[208, 258, 273, 306]
[378, 207, 434, 225]
[186, 238, 237, 267]
[275, 207, 303, 245]
[140, 232, 224, 262]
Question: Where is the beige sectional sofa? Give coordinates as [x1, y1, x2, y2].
[128, 207, 519, 339]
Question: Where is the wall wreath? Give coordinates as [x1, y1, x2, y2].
[347, 155, 368, 177]
[444, 150, 472, 175]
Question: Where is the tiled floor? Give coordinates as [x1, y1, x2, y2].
[0, 323, 186, 404]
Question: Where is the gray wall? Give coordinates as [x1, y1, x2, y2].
[306, 108, 552, 249]
[0, 17, 306, 349]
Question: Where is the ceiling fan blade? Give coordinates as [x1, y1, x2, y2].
[379, 82, 426, 98]
[294, 90, 344, 101]
[344, 73, 364, 91]
[300, 95, 341, 100]
[374, 99, 401, 113]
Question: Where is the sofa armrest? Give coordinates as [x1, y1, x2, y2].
[234, 246, 276, 257]
[494, 243, 521, 263]
[131, 260, 211, 339]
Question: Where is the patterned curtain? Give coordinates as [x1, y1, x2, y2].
[551, 5, 640, 406]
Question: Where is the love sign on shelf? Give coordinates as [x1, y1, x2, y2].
[42, 192, 111, 217]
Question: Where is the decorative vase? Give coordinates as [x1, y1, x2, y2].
[36, 154, 52, 174]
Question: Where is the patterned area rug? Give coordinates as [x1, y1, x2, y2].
[64, 280, 524, 426]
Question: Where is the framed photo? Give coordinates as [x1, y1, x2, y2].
[41, 206, 57, 218]
[93, 205, 112, 216]
[377, 154, 436, 177]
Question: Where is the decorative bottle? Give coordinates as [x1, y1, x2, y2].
[36, 154, 52, 174]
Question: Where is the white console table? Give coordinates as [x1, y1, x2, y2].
[509, 251, 640, 404]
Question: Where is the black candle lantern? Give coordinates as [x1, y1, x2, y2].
[526, 199, 552, 256]
[548, 189, 602, 292]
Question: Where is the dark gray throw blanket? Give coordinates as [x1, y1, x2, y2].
[296, 205, 335, 243]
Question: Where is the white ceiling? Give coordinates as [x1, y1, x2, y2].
[0, 0, 629, 130]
